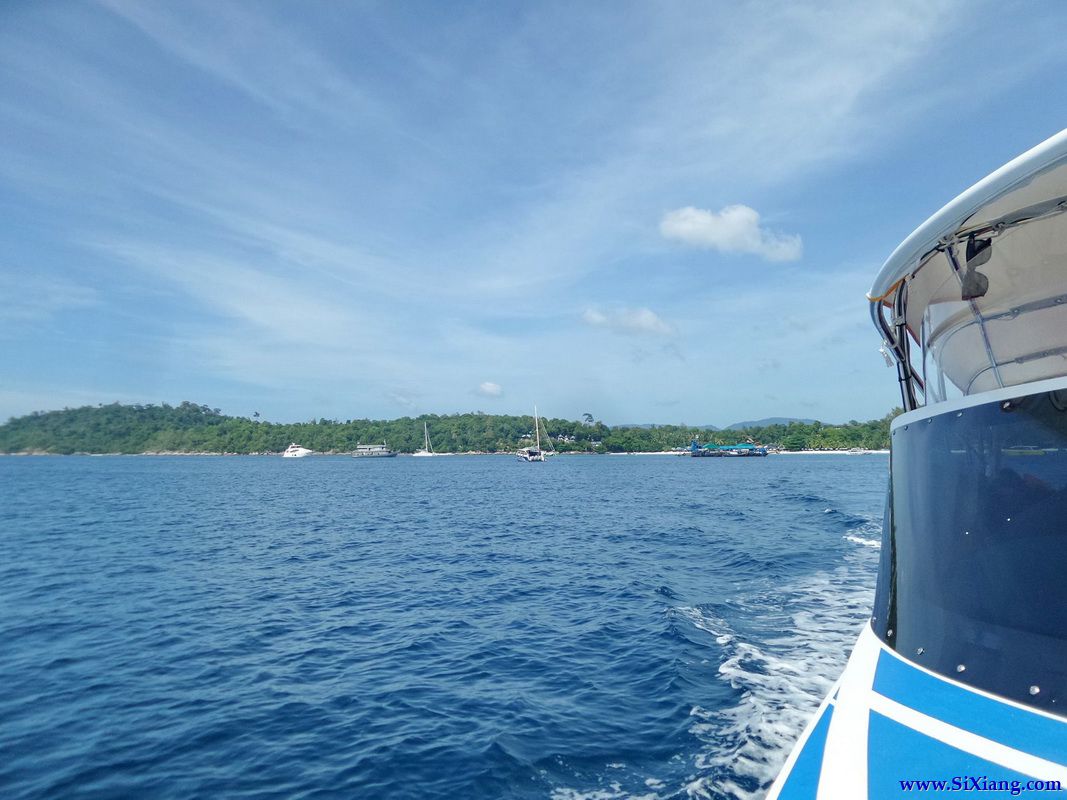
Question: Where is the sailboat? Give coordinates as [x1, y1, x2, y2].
[413, 421, 436, 457]
[516, 406, 551, 462]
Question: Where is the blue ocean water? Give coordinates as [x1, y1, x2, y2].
[0, 454, 887, 800]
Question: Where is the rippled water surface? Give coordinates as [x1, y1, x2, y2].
[0, 454, 887, 799]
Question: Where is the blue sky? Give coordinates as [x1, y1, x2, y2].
[4, 1, 1067, 425]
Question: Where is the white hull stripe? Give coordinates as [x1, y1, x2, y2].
[816, 624, 881, 800]
[869, 693, 1067, 783]
[769, 625, 1067, 798]
[874, 649, 1067, 763]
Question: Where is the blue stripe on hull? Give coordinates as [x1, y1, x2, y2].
[868, 711, 1043, 799]
[777, 704, 834, 800]
[874, 651, 1067, 765]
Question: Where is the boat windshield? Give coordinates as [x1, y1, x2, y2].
[875, 384, 1067, 714]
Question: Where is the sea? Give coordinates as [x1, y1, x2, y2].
[0, 453, 887, 800]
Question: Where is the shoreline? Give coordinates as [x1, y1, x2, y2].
[775, 449, 889, 455]
[2, 448, 891, 457]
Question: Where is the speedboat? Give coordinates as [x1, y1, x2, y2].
[282, 443, 312, 458]
[769, 130, 1067, 797]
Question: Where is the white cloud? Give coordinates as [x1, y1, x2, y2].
[477, 381, 503, 397]
[97, 0, 383, 127]
[660, 205, 802, 262]
[0, 270, 98, 326]
[386, 390, 419, 409]
[92, 239, 371, 346]
[1, 0, 1052, 426]
[582, 307, 673, 336]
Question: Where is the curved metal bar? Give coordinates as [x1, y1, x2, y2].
[964, 345, 1067, 394]
[871, 292, 921, 411]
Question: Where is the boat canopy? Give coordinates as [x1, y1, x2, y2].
[871, 129, 1067, 409]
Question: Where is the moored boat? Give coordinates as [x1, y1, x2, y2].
[689, 439, 767, 457]
[352, 443, 397, 458]
[769, 130, 1067, 798]
[689, 438, 722, 457]
[719, 443, 768, 457]
[413, 422, 436, 457]
[282, 443, 312, 458]
[517, 406, 550, 462]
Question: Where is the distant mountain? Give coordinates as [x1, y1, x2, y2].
[725, 417, 817, 430]
[615, 423, 719, 431]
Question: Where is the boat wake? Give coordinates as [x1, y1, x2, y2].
[677, 518, 880, 800]
[546, 514, 882, 800]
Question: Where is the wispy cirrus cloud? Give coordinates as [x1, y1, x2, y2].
[386, 390, 420, 410]
[0, 271, 98, 326]
[3, 0, 1064, 426]
[95, 0, 383, 128]
[91, 239, 368, 346]
[660, 205, 802, 262]
[477, 381, 502, 397]
[583, 307, 674, 337]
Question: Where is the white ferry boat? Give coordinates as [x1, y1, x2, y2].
[282, 443, 312, 458]
[770, 130, 1067, 797]
[352, 442, 397, 458]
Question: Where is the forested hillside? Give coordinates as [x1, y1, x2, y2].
[0, 402, 901, 454]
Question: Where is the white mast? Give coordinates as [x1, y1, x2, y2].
[534, 405, 541, 453]
[423, 421, 432, 453]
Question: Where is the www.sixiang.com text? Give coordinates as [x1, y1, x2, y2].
[899, 777, 1063, 795]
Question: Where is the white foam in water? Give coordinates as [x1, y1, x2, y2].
[844, 534, 881, 548]
[844, 518, 882, 549]
[552, 516, 880, 800]
[679, 516, 880, 800]
[550, 786, 659, 800]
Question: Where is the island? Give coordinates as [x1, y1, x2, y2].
[0, 402, 900, 455]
